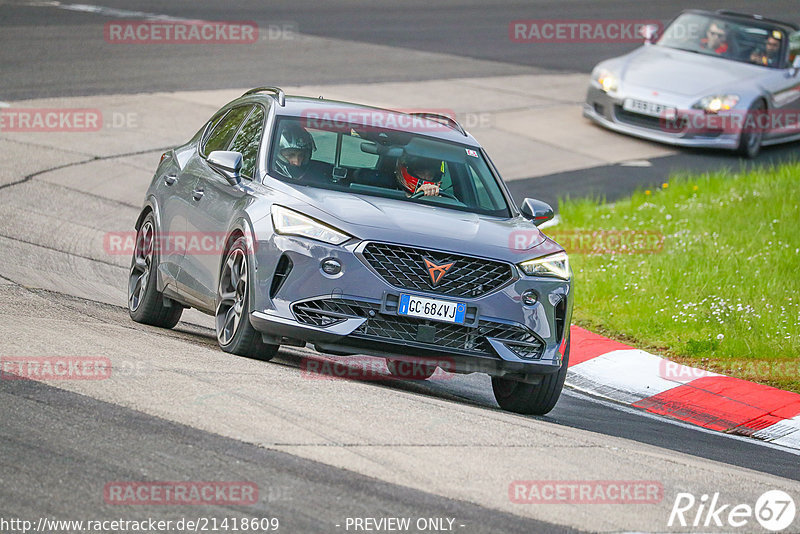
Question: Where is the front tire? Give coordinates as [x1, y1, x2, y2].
[128, 213, 183, 328]
[492, 338, 570, 415]
[215, 237, 278, 361]
[736, 100, 765, 158]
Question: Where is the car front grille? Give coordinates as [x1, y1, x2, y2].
[359, 242, 514, 298]
[614, 106, 669, 131]
[291, 297, 544, 360]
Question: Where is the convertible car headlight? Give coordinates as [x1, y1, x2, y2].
[518, 252, 570, 280]
[693, 95, 739, 114]
[271, 205, 351, 245]
[595, 69, 619, 93]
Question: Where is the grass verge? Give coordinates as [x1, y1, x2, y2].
[552, 162, 800, 393]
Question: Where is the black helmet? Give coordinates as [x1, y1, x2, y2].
[275, 122, 316, 179]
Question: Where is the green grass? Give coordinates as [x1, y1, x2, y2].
[554, 162, 800, 392]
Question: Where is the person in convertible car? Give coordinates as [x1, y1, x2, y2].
[750, 31, 783, 66]
[700, 20, 729, 55]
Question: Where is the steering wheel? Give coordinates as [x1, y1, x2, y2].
[410, 189, 458, 201]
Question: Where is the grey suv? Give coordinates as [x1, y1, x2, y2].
[128, 87, 573, 415]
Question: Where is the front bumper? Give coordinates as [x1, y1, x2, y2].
[249, 234, 572, 377]
[583, 85, 741, 150]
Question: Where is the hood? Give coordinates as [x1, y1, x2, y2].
[619, 46, 761, 97]
[271, 184, 560, 262]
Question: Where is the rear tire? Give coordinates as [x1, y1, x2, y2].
[492, 338, 570, 415]
[215, 237, 278, 361]
[736, 100, 765, 158]
[128, 212, 183, 329]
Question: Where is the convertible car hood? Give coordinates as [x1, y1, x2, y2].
[276, 185, 556, 262]
[621, 46, 760, 97]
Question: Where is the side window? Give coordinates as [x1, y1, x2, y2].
[228, 106, 265, 179]
[202, 106, 252, 156]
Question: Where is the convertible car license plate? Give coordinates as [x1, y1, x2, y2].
[623, 98, 675, 119]
[398, 294, 466, 325]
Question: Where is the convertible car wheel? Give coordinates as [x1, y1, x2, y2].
[491, 338, 570, 415]
[737, 100, 765, 159]
[128, 213, 183, 328]
[215, 237, 279, 360]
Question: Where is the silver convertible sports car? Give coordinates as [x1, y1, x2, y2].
[584, 10, 800, 157]
[128, 87, 573, 415]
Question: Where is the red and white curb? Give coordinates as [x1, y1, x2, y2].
[566, 326, 800, 450]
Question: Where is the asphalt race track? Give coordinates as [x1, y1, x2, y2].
[1, 1, 800, 533]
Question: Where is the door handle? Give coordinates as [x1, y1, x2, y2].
[164, 174, 177, 186]
[192, 188, 205, 201]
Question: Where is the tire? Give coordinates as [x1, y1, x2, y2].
[215, 236, 278, 361]
[128, 212, 183, 328]
[386, 359, 437, 380]
[736, 100, 766, 158]
[492, 337, 570, 415]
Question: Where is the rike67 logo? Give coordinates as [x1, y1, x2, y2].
[669, 490, 796, 532]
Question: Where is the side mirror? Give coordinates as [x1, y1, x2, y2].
[640, 24, 659, 45]
[207, 150, 243, 186]
[520, 198, 554, 226]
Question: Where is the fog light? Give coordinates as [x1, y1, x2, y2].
[521, 290, 538, 306]
[321, 258, 341, 275]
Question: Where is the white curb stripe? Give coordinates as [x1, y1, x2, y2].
[754, 415, 800, 448]
[567, 349, 718, 405]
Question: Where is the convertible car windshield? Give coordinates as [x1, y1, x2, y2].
[267, 116, 511, 217]
[657, 13, 791, 68]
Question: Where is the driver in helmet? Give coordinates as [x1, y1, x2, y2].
[274, 122, 330, 183]
[395, 155, 444, 197]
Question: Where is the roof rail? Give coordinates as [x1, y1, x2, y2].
[407, 112, 467, 137]
[242, 86, 285, 106]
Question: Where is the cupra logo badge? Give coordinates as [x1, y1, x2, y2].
[423, 258, 455, 286]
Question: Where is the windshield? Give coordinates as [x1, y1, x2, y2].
[657, 13, 789, 68]
[267, 116, 511, 217]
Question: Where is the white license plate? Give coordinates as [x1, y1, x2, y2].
[397, 294, 466, 325]
[623, 98, 676, 119]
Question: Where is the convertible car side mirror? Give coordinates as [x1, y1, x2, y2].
[791, 56, 800, 76]
[207, 150, 243, 186]
[520, 198, 554, 226]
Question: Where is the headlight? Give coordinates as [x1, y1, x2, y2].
[693, 95, 739, 114]
[518, 252, 570, 280]
[271, 205, 351, 245]
[595, 69, 619, 93]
